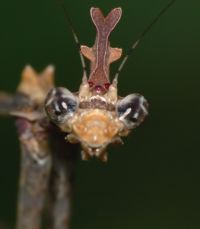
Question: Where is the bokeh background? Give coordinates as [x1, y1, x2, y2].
[0, 0, 200, 228]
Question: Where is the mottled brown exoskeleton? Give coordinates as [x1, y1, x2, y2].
[45, 8, 148, 161]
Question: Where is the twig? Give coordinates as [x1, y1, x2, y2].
[15, 118, 52, 229]
[0, 65, 77, 229]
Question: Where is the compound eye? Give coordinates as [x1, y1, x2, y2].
[116, 94, 148, 129]
[45, 87, 78, 124]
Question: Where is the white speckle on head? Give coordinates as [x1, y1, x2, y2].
[46, 89, 56, 106]
[133, 112, 139, 119]
[55, 102, 60, 112]
[61, 101, 68, 110]
[119, 107, 131, 121]
[93, 135, 97, 141]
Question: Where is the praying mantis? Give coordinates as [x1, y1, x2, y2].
[0, 1, 176, 228]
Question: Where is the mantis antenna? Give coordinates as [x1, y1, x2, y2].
[114, 0, 177, 80]
[58, 0, 87, 78]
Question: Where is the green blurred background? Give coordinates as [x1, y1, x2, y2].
[0, 0, 200, 228]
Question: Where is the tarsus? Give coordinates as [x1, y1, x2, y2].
[114, 0, 177, 79]
[58, 0, 87, 77]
